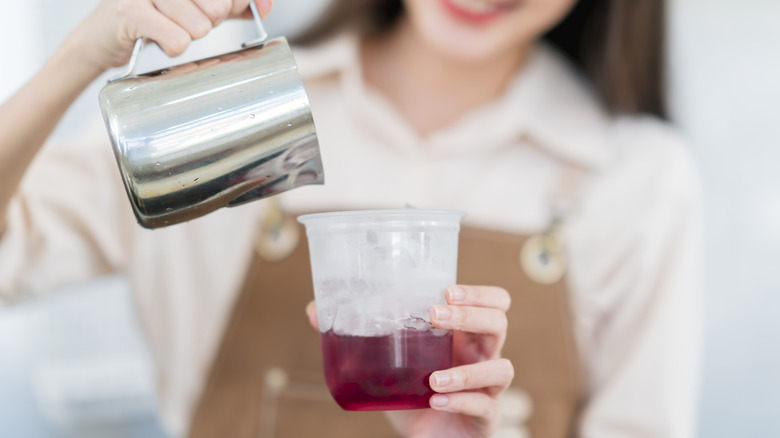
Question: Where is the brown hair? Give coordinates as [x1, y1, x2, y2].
[294, 0, 667, 119]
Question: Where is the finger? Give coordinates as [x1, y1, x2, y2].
[430, 391, 500, 422]
[429, 359, 514, 394]
[227, 0, 252, 17]
[446, 285, 511, 312]
[430, 304, 507, 338]
[152, 0, 213, 40]
[258, 0, 274, 19]
[305, 300, 318, 329]
[238, 0, 272, 19]
[130, 5, 192, 57]
[192, 0, 232, 24]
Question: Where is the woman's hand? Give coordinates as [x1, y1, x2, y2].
[388, 285, 514, 438]
[70, 0, 273, 71]
[305, 285, 514, 438]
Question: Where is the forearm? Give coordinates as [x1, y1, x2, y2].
[0, 26, 104, 228]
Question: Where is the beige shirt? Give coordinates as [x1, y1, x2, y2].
[0, 34, 701, 437]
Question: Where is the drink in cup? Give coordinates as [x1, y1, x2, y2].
[298, 209, 465, 411]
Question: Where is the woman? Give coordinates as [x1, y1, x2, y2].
[0, 0, 701, 437]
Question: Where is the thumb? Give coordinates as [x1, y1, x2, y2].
[305, 300, 318, 329]
[240, 0, 274, 19]
[258, 0, 274, 19]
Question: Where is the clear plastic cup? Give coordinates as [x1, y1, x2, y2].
[298, 209, 465, 411]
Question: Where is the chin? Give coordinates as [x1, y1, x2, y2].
[420, 30, 508, 64]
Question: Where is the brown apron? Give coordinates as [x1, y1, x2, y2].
[189, 221, 583, 438]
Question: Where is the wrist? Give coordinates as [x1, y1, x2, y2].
[55, 24, 112, 83]
[18, 27, 106, 128]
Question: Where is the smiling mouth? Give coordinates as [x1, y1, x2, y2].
[441, 0, 518, 23]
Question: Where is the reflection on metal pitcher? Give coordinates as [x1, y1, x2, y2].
[99, 36, 324, 229]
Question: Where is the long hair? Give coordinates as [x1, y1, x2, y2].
[293, 0, 667, 119]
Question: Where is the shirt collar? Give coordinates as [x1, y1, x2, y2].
[293, 32, 614, 170]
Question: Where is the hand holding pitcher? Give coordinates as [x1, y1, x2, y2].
[67, 0, 273, 72]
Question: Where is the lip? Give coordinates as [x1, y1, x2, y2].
[439, 0, 515, 24]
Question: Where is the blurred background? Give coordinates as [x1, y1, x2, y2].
[1, 0, 778, 436]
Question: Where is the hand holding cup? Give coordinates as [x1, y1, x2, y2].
[305, 284, 514, 438]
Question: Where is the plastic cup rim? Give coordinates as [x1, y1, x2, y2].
[297, 208, 466, 226]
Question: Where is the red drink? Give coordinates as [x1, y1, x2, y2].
[320, 328, 453, 411]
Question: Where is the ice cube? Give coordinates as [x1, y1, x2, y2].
[358, 245, 388, 273]
[332, 303, 362, 336]
[399, 316, 433, 331]
[349, 277, 370, 295]
[320, 278, 348, 295]
[332, 297, 397, 337]
[391, 247, 416, 270]
[431, 328, 451, 337]
[317, 301, 337, 332]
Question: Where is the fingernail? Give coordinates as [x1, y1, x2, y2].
[431, 394, 449, 407]
[432, 372, 451, 387]
[447, 286, 465, 303]
[258, 0, 273, 19]
[433, 305, 451, 321]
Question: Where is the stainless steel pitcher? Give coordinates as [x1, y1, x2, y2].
[98, 6, 323, 229]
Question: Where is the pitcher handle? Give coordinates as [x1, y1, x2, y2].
[242, 1, 270, 47]
[108, 1, 268, 83]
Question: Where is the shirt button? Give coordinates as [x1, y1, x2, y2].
[519, 232, 566, 285]
[255, 210, 300, 262]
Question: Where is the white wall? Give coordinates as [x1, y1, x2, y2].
[1, 0, 779, 436]
[669, 0, 780, 436]
[0, 2, 39, 99]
